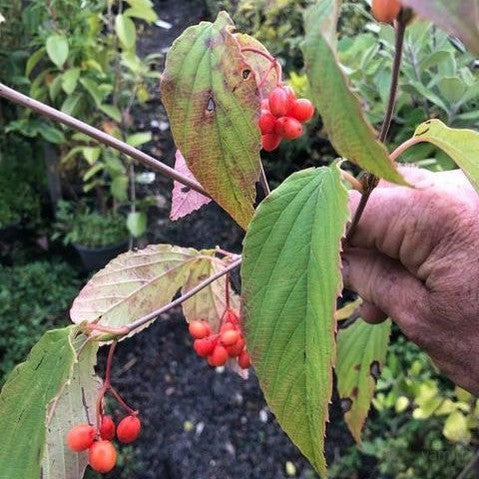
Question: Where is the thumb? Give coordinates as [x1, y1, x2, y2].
[342, 247, 429, 341]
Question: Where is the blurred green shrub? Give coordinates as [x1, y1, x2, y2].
[0, 259, 80, 383]
[0, 134, 44, 228]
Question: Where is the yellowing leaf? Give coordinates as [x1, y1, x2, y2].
[182, 255, 240, 332]
[412, 119, 479, 193]
[336, 318, 391, 443]
[42, 340, 101, 479]
[303, 1, 407, 185]
[443, 410, 471, 443]
[242, 166, 350, 477]
[70, 245, 221, 335]
[161, 12, 261, 229]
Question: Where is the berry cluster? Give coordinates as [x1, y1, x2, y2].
[189, 309, 251, 369]
[67, 413, 141, 473]
[259, 85, 315, 152]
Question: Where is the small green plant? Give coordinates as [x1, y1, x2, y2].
[53, 201, 128, 248]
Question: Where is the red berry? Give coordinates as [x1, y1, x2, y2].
[188, 320, 211, 339]
[117, 415, 141, 444]
[88, 440, 117, 473]
[289, 99, 315, 122]
[221, 329, 240, 346]
[274, 117, 288, 136]
[269, 87, 290, 117]
[261, 98, 270, 109]
[66, 424, 96, 452]
[258, 110, 277, 134]
[208, 345, 229, 366]
[372, 0, 401, 23]
[281, 117, 303, 140]
[262, 134, 282, 152]
[220, 322, 235, 334]
[238, 350, 252, 369]
[283, 85, 297, 110]
[99, 415, 116, 441]
[226, 337, 245, 357]
[194, 337, 216, 357]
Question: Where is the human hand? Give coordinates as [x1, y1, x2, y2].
[342, 167, 479, 395]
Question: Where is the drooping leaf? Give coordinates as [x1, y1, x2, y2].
[127, 210, 147, 237]
[46, 34, 69, 69]
[241, 166, 350, 477]
[161, 12, 261, 230]
[126, 131, 152, 147]
[303, 1, 407, 185]
[115, 13, 137, 50]
[41, 340, 101, 479]
[401, 0, 479, 57]
[336, 318, 391, 443]
[111, 176, 129, 202]
[170, 150, 211, 221]
[70, 245, 217, 334]
[411, 119, 479, 193]
[0, 326, 78, 479]
[182, 254, 240, 332]
[99, 104, 122, 122]
[62, 68, 81, 95]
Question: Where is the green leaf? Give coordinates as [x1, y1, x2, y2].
[161, 12, 261, 229]
[39, 124, 66, 144]
[126, 211, 146, 237]
[303, 1, 407, 185]
[412, 119, 479, 193]
[401, 0, 479, 58]
[182, 255, 241, 332]
[81, 146, 101, 165]
[115, 14, 137, 50]
[111, 176, 129, 201]
[70, 245, 218, 334]
[79, 77, 104, 106]
[49, 75, 63, 102]
[336, 318, 391, 443]
[126, 131, 152, 147]
[99, 104, 122, 122]
[62, 68, 81, 95]
[241, 166, 350, 477]
[46, 34, 69, 69]
[83, 163, 104, 181]
[61, 93, 83, 116]
[124, 6, 157, 23]
[0, 326, 78, 479]
[26, 48, 46, 77]
[41, 340, 101, 479]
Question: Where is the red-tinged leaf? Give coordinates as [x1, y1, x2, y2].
[302, 0, 408, 185]
[336, 317, 391, 444]
[242, 165, 350, 477]
[235, 33, 280, 99]
[170, 150, 211, 221]
[181, 256, 241, 333]
[401, 0, 479, 57]
[161, 12, 262, 230]
[70, 244, 218, 336]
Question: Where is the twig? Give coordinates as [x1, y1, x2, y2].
[124, 257, 242, 333]
[346, 14, 407, 242]
[0, 83, 210, 198]
[259, 161, 271, 196]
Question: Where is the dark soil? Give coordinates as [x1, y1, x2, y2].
[98, 1, 354, 478]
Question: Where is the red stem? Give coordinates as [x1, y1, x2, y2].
[240, 47, 283, 89]
[109, 386, 137, 415]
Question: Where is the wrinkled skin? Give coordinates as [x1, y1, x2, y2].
[342, 167, 479, 395]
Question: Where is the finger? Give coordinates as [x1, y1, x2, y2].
[348, 179, 451, 276]
[342, 247, 429, 340]
[359, 301, 388, 324]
